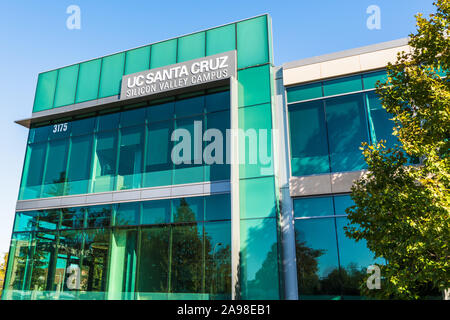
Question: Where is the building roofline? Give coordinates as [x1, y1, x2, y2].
[282, 37, 409, 70]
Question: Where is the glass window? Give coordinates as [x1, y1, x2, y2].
[289, 100, 330, 176]
[86, 205, 112, 228]
[172, 197, 204, 223]
[325, 93, 369, 172]
[92, 131, 117, 193]
[237, 16, 269, 69]
[125, 46, 150, 75]
[141, 199, 171, 225]
[13, 211, 38, 232]
[42, 139, 69, 197]
[97, 112, 120, 132]
[170, 223, 204, 294]
[323, 75, 362, 97]
[205, 90, 230, 112]
[29, 125, 50, 144]
[66, 135, 92, 195]
[204, 221, 231, 299]
[117, 126, 144, 190]
[58, 230, 84, 295]
[205, 110, 230, 181]
[205, 194, 231, 221]
[295, 218, 341, 299]
[144, 120, 173, 187]
[333, 195, 355, 216]
[29, 232, 58, 293]
[362, 70, 387, 89]
[365, 91, 398, 148]
[239, 177, 276, 219]
[293, 196, 334, 218]
[71, 117, 95, 136]
[150, 39, 177, 69]
[99, 53, 125, 98]
[37, 209, 60, 231]
[3, 233, 33, 293]
[75, 59, 102, 103]
[239, 218, 279, 299]
[175, 95, 204, 118]
[54, 65, 79, 108]
[61, 207, 85, 229]
[238, 65, 271, 108]
[33, 70, 58, 112]
[21, 142, 47, 199]
[115, 202, 140, 226]
[147, 102, 174, 123]
[177, 32, 205, 62]
[206, 24, 235, 56]
[137, 226, 170, 297]
[121, 107, 146, 128]
[287, 82, 323, 103]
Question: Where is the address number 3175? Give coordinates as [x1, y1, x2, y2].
[53, 123, 68, 133]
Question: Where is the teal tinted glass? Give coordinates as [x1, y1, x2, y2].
[206, 24, 235, 56]
[125, 46, 150, 75]
[99, 53, 125, 98]
[205, 110, 230, 181]
[238, 103, 273, 178]
[37, 209, 60, 231]
[237, 15, 269, 69]
[42, 139, 68, 189]
[205, 90, 230, 112]
[325, 93, 369, 172]
[141, 200, 170, 225]
[71, 117, 95, 136]
[75, 59, 102, 103]
[33, 70, 58, 112]
[13, 212, 38, 232]
[150, 39, 177, 69]
[22, 143, 47, 198]
[289, 100, 330, 176]
[93, 131, 117, 192]
[323, 75, 363, 97]
[61, 207, 85, 229]
[115, 202, 140, 226]
[86, 205, 112, 228]
[175, 96, 204, 118]
[66, 135, 92, 195]
[239, 177, 276, 219]
[334, 195, 354, 215]
[121, 107, 146, 127]
[147, 102, 174, 123]
[177, 32, 205, 62]
[54, 65, 79, 108]
[205, 194, 231, 221]
[117, 126, 144, 190]
[172, 197, 204, 222]
[287, 82, 323, 103]
[294, 196, 334, 218]
[238, 64, 271, 107]
[240, 218, 279, 299]
[29, 125, 50, 143]
[294, 218, 340, 299]
[98, 112, 120, 131]
[363, 70, 387, 89]
[366, 91, 398, 148]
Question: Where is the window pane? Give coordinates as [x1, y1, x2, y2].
[205, 110, 230, 181]
[205, 194, 231, 221]
[206, 24, 235, 56]
[294, 196, 334, 218]
[42, 139, 69, 197]
[54, 65, 79, 108]
[125, 46, 150, 75]
[75, 59, 102, 103]
[33, 70, 57, 112]
[239, 177, 276, 219]
[61, 207, 85, 229]
[121, 107, 146, 128]
[117, 126, 144, 190]
[86, 205, 112, 228]
[170, 223, 204, 294]
[13, 211, 38, 232]
[144, 121, 173, 187]
[323, 75, 362, 97]
[237, 16, 269, 69]
[150, 39, 177, 69]
[177, 32, 205, 62]
[204, 221, 231, 299]
[147, 102, 174, 123]
[366, 91, 398, 148]
[333, 195, 354, 215]
[205, 90, 230, 112]
[362, 70, 387, 89]
[295, 218, 340, 299]
[172, 197, 204, 222]
[66, 135, 92, 195]
[325, 93, 369, 172]
[21, 143, 47, 199]
[137, 226, 169, 297]
[289, 100, 330, 176]
[71, 117, 95, 136]
[29, 232, 58, 293]
[141, 199, 171, 225]
[238, 65, 271, 107]
[58, 230, 84, 295]
[287, 82, 322, 103]
[37, 209, 60, 231]
[92, 131, 117, 193]
[97, 112, 120, 132]
[99, 53, 125, 98]
[115, 202, 140, 226]
[175, 95, 204, 118]
[240, 218, 279, 299]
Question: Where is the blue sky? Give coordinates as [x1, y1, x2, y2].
[0, 0, 435, 256]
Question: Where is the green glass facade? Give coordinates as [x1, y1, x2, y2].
[4, 15, 402, 301]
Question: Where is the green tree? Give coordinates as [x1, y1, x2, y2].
[0, 253, 8, 297]
[345, 0, 450, 299]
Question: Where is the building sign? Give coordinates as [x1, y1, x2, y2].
[120, 50, 236, 100]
